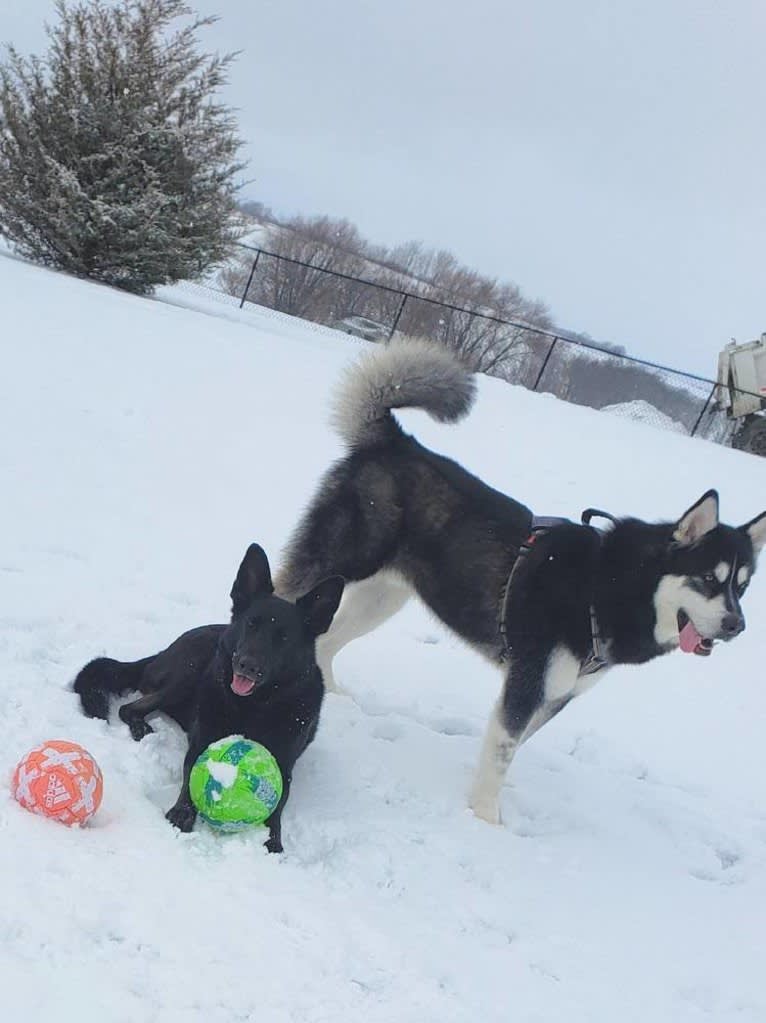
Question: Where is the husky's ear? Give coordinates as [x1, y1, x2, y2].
[230, 544, 273, 615]
[742, 510, 766, 557]
[296, 576, 345, 637]
[673, 490, 719, 546]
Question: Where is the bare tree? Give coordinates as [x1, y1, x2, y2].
[221, 213, 555, 376]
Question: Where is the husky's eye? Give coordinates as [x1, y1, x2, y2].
[702, 572, 717, 586]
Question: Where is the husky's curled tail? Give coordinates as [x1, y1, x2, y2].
[274, 339, 486, 689]
[330, 338, 476, 449]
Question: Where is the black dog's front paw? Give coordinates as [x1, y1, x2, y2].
[127, 718, 154, 742]
[166, 803, 197, 832]
[264, 835, 283, 854]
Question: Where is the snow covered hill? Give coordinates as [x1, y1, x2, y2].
[1, 253, 765, 1023]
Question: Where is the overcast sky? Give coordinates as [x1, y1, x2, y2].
[5, 1, 765, 374]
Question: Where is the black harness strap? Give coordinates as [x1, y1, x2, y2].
[498, 516, 567, 660]
[498, 511, 610, 677]
[581, 605, 609, 676]
[579, 508, 613, 675]
[581, 508, 618, 528]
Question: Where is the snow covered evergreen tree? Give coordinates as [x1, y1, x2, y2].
[0, 0, 245, 293]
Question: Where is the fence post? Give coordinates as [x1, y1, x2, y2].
[690, 381, 718, 437]
[533, 336, 558, 391]
[387, 293, 408, 341]
[239, 250, 261, 309]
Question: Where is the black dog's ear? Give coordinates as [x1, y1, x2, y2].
[230, 544, 274, 615]
[742, 510, 766, 557]
[296, 576, 345, 637]
[673, 490, 719, 546]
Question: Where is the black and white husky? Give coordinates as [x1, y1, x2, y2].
[275, 340, 766, 825]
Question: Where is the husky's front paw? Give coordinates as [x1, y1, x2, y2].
[469, 794, 503, 826]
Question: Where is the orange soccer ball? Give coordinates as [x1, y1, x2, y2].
[12, 740, 104, 826]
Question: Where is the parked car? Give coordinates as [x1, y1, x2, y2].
[332, 316, 389, 343]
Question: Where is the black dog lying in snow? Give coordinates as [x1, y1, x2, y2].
[73, 544, 344, 852]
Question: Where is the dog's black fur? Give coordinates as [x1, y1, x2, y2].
[73, 544, 344, 852]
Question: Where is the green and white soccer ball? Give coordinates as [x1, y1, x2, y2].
[189, 736, 283, 832]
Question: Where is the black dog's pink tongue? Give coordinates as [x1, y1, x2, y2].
[231, 674, 255, 696]
[679, 619, 704, 654]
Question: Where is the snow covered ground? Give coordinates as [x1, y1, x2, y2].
[1, 252, 765, 1023]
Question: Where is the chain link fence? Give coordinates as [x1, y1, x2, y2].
[179, 242, 761, 449]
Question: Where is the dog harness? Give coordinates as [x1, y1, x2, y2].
[498, 509, 612, 677]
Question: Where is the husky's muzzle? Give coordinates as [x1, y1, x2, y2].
[677, 610, 744, 656]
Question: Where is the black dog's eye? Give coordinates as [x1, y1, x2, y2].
[247, 616, 263, 629]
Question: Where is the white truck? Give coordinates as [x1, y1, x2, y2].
[716, 333, 766, 456]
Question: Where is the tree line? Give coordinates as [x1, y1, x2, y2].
[223, 211, 706, 430]
[221, 212, 556, 381]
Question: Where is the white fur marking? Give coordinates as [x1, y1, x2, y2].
[714, 561, 730, 584]
[573, 663, 609, 696]
[653, 576, 686, 646]
[737, 566, 750, 586]
[543, 646, 581, 702]
[316, 571, 411, 692]
[653, 575, 727, 647]
[470, 700, 516, 825]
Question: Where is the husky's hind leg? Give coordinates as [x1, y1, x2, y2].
[316, 571, 411, 693]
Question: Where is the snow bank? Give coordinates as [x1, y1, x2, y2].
[1, 253, 765, 1023]
[601, 398, 687, 433]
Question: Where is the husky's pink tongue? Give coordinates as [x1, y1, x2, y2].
[679, 620, 704, 653]
[231, 674, 255, 696]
